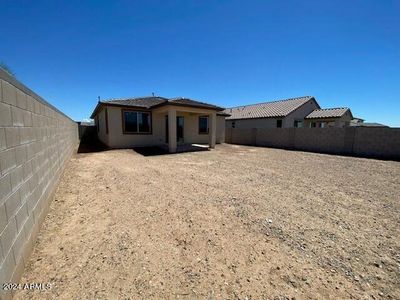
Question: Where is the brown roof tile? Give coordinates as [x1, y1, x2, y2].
[168, 97, 224, 110]
[91, 96, 224, 118]
[101, 96, 168, 108]
[305, 108, 350, 119]
[224, 96, 316, 120]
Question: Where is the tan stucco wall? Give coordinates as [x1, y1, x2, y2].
[96, 107, 109, 145]
[216, 116, 225, 143]
[96, 105, 225, 148]
[226, 99, 319, 129]
[0, 69, 79, 299]
[283, 99, 319, 128]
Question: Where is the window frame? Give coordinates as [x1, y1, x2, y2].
[121, 109, 152, 135]
[294, 120, 303, 128]
[198, 116, 209, 134]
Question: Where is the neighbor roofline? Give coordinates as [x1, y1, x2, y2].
[304, 107, 352, 120]
[225, 95, 315, 110]
[284, 96, 320, 118]
[225, 96, 320, 120]
[226, 115, 287, 121]
[305, 116, 346, 120]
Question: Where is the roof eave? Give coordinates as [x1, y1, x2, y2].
[90, 102, 102, 119]
[226, 115, 286, 121]
[152, 101, 225, 111]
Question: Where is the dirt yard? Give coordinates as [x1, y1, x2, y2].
[16, 144, 400, 299]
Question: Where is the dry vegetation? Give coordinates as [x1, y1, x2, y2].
[16, 144, 400, 299]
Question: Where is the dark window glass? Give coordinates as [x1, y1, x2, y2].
[138, 112, 150, 132]
[311, 122, 316, 128]
[276, 120, 282, 128]
[294, 120, 303, 128]
[199, 116, 209, 134]
[232, 121, 236, 128]
[124, 111, 138, 132]
[124, 111, 151, 133]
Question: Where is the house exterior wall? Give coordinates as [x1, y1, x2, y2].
[0, 69, 79, 299]
[216, 116, 225, 143]
[106, 106, 163, 148]
[282, 99, 320, 128]
[226, 98, 319, 129]
[96, 107, 109, 145]
[97, 106, 225, 148]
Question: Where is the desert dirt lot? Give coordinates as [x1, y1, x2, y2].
[16, 144, 400, 299]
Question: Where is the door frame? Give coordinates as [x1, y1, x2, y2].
[165, 115, 184, 143]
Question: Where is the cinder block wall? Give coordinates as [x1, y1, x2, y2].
[0, 69, 79, 297]
[226, 127, 400, 160]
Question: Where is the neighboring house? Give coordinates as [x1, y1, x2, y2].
[90, 96, 227, 153]
[349, 122, 389, 128]
[349, 117, 389, 128]
[224, 96, 320, 129]
[304, 107, 353, 128]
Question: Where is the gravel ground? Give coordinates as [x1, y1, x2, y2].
[16, 144, 400, 299]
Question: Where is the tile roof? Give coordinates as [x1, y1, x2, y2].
[168, 98, 224, 110]
[349, 122, 388, 128]
[91, 96, 224, 118]
[100, 96, 223, 110]
[224, 96, 316, 120]
[305, 107, 349, 119]
[100, 96, 168, 108]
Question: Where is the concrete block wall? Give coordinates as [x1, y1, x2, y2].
[0, 69, 79, 298]
[353, 127, 400, 159]
[294, 128, 347, 154]
[226, 127, 400, 160]
[256, 128, 295, 149]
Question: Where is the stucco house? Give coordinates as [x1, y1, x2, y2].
[224, 96, 320, 129]
[304, 107, 353, 128]
[90, 96, 228, 153]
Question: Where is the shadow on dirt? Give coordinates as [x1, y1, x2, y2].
[132, 144, 209, 157]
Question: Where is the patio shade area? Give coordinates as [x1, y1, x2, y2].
[16, 145, 400, 299]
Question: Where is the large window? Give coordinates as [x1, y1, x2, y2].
[199, 116, 209, 134]
[123, 110, 151, 134]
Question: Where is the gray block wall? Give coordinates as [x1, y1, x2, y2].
[0, 69, 79, 298]
[226, 127, 400, 160]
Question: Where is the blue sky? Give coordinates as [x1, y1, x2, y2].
[1, 0, 399, 126]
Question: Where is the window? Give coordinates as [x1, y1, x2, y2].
[276, 120, 282, 128]
[123, 110, 151, 134]
[232, 121, 236, 128]
[199, 116, 209, 134]
[294, 120, 303, 128]
[310, 122, 316, 128]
